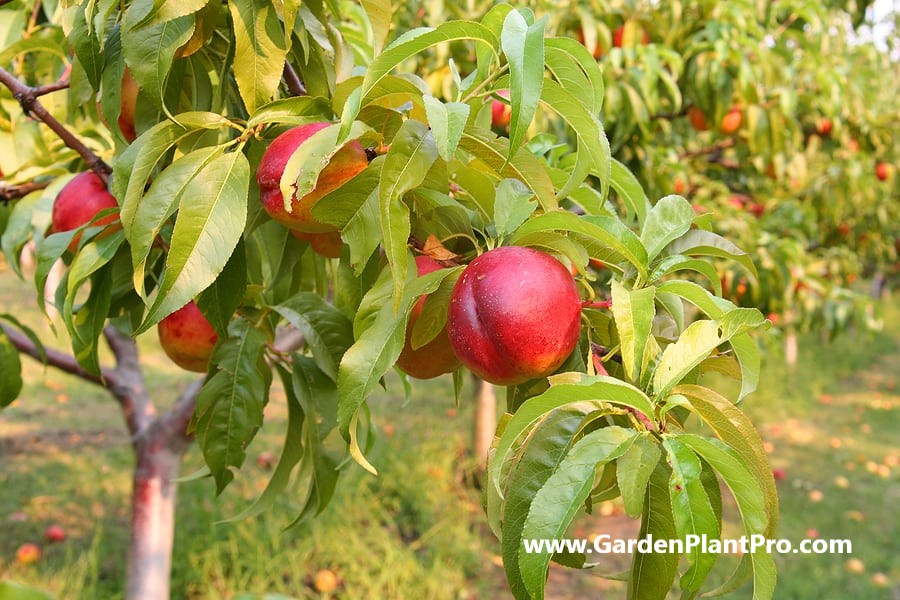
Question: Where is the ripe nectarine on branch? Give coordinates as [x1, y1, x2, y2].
[157, 301, 219, 373]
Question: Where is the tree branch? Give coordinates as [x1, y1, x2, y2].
[104, 326, 155, 439]
[152, 379, 203, 453]
[678, 137, 736, 159]
[282, 61, 307, 97]
[0, 180, 49, 203]
[0, 66, 111, 183]
[1, 322, 113, 386]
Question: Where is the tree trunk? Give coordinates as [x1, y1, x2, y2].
[785, 329, 798, 369]
[472, 377, 497, 473]
[125, 436, 187, 600]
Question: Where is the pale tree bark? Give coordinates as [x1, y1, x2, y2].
[785, 328, 798, 369]
[472, 376, 497, 473]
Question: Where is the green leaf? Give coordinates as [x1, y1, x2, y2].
[337, 266, 452, 470]
[361, 21, 498, 104]
[190, 319, 270, 493]
[122, 0, 193, 111]
[69, 3, 103, 89]
[493, 178, 537, 238]
[458, 131, 557, 211]
[130, 0, 209, 29]
[649, 255, 721, 293]
[611, 280, 655, 383]
[140, 151, 250, 333]
[517, 426, 638, 600]
[379, 119, 438, 310]
[511, 212, 648, 279]
[677, 435, 777, 600]
[0, 328, 23, 407]
[494, 402, 598, 597]
[423, 96, 469, 162]
[361, 0, 391, 53]
[672, 384, 778, 534]
[617, 433, 662, 519]
[221, 363, 307, 523]
[663, 437, 720, 594]
[246, 97, 333, 127]
[500, 10, 545, 153]
[0, 580, 53, 600]
[610, 158, 650, 225]
[228, 0, 289, 114]
[653, 308, 767, 399]
[490, 375, 655, 497]
[641, 195, 695, 262]
[273, 293, 354, 382]
[664, 229, 758, 280]
[544, 38, 604, 115]
[627, 461, 680, 600]
[539, 79, 610, 200]
[126, 146, 222, 299]
[196, 240, 246, 337]
[410, 266, 463, 350]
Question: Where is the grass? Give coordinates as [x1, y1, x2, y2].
[1, 269, 898, 599]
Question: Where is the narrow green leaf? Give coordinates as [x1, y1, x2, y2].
[663, 437, 720, 594]
[228, 0, 288, 113]
[423, 95, 469, 161]
[500, 10, 545, 152]
[273, 293, 354, 382]
[611, 280, 655, 383]
[140, 151, 250, 332]
[361, 0, 391, 53]
[617, 433, 662, 519]
[379, 119, 439, 309]
[518, 426, 638, 600]
[664, 229, 758, 280]
[628, 461, 680, 600]
[459, 131, 557, 211]
[0, 328, 23, 407]
[493, 178, 537, 238]
[609, 158, 650, 225]
[190, 319, 271, 493]
[641, 195, 695, 261]
[197, 241, 247, 337]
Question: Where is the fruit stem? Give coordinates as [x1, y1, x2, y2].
[582, 299, 612, 309]
[461, 64, 510, 103]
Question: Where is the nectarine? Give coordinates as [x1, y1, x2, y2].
[447, 246, 582, 385]
[157, 301, 219, 372]
[720, 106, 742, 134]
[51, 171, 120, 250]
[491, 90, 511, 130]
[396, 256, 461, 379]
[257, 123, 368, 233]
[291, 230, 343, 259]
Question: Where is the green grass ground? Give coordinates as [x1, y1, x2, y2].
[1, 271, 898, 599]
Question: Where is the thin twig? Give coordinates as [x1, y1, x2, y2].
[282, 61, 307, 97]
[33, 78, 70, 97]
[0, 66, 111, 183]
[678, 137, 736, 159]
[0, 180, 49, 203]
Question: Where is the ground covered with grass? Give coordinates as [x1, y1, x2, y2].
[1, 272, 897, 599]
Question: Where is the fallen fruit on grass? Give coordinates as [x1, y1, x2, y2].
[845, 558, 865, 574]
[15, 543, 41, 564]
[396, 256, 461, 379]
[44, 525, 66, 543]
[157, 301, 219, 373]
[257, 123, 368, 233]
[447, 246, 582, 385]
[313, 569, 339, 593]
[51, 171, 120, 251]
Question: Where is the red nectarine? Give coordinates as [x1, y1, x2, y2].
[157, 301, 219, 372]
[257, 123, 368, 233]
[720, 106, 742, 134]
[396, 256, 461, 379]
[51, 171, 120, 250]
[491, 90, 511, 130]
[291, 230, 343, 259]
[447, 246, 582, 385]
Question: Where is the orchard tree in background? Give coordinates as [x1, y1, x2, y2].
[0, 0, 894, 599]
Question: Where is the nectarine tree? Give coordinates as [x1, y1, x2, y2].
[0, 1, 894, 599]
